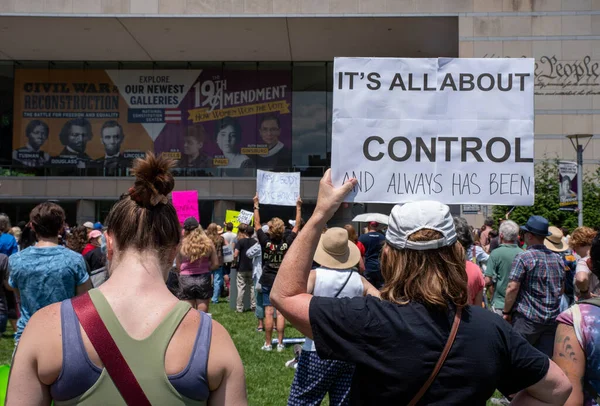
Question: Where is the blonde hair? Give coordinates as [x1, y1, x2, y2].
[205, 223, 224, 251]
[181, 226, 213, 263]
[268, 218, 285, 241]
[9, 226, 21, 242]
[380, 229, 468, 309]
[570, 227, 597, 249]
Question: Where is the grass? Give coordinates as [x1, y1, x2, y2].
[0, 305, 504, 405]
[210, 301, 309, 406]
[0, 325, 14, 366]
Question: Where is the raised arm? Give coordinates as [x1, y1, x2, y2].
[292, 198, 302, 234]
[253, 194, 261, 231]
[270, 170, 356, 339]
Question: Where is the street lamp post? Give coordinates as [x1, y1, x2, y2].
[566, 134, 593, 227]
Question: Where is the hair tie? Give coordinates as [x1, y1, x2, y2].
[150, 193, 168, 206]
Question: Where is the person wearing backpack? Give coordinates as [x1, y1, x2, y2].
[554, 231, 600, 406]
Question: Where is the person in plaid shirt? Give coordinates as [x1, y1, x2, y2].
[503, 215, 565, 358]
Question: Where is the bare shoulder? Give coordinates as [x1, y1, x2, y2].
[27, 302, 62, 334]
[18, 302, 64, 386]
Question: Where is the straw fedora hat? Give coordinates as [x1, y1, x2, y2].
[314, 227, 361, 270]
[544, 226, 568, 252]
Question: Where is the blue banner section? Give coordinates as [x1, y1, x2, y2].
[128, 109, 164, 123]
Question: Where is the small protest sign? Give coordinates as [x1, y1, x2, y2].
[225, 210, 241, 233]
[331, 57, 535, 205]
[257, 170, 300, 206]
[238, 209, 254, 225]
[172, 191, 199, 225]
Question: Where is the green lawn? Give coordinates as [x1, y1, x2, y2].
[0, 305, 503, 405]
[0, 327, 14, 366]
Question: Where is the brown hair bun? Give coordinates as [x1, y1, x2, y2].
[129, 152, 175, 208]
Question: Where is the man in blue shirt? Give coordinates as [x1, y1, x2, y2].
[358, 222, 386, 289]
[9, 202, 91, 342]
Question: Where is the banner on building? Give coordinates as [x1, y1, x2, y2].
[559, 160, 578, 211]
[257, 170, 300, 206]
[172, 190, 199, 225]
[331, 57, 535, 205]
[12, 69, 291, 171]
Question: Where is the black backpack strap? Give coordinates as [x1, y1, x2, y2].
[334, 270, 354, 298]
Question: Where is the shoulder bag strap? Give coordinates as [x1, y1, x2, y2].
[334, 270, 354, 298]
[71, 293, 152, 406]
[578, 297, 600, 307]
[408, 306, 463, 406]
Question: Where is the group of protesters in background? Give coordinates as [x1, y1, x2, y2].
[2, 154, 600, 405]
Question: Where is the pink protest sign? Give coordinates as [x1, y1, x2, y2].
[172, 190, 199, 225]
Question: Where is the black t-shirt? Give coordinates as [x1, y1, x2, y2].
[309, 296, 549, 405]
[84, 247, 105, 273]
[257, 228, 296, 287]
[236, 237, 257, 273]
[0, 254, 8, 314]
[358, 232, 385, 272]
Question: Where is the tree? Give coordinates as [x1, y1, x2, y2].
[492, 160, 600, 232]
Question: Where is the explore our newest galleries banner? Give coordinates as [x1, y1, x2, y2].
[12, 69, 292, 171]
[331, 57, 536, 205]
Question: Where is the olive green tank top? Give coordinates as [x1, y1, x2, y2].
[54, 289, 207, 406]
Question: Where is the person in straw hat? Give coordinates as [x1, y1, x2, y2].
[271, 170, 571, 405]
[287, 227, 379, 406]
[545, 226, 577, 311]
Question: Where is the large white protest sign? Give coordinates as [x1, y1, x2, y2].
[257, 170, 300, 206]
[331, 57, 535, 205]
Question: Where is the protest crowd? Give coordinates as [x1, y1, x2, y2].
[0, 151, 595, 405]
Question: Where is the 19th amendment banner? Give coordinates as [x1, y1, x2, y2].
[12, 69, 291, 171]
[331, 58, 535, 205]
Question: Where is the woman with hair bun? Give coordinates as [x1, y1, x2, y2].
[6, 152, 247, 405]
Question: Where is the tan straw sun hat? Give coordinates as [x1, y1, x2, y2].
[313, 227, 361, 270]
[544, 226, 568, 252]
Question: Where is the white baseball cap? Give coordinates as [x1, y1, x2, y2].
[385, 201, 457, 251]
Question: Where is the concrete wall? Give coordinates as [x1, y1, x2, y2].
[0, 176, 321, 201]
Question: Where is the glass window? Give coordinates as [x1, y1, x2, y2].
[0, 62, 14, 165]
[292, 63, 327, 177]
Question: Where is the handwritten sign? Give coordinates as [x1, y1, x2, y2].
[172, 190, 199, 225]
[257, 170, 300, 206]
[225, 210, 241, 233]
[238, 209, 254, 225]
[331, 57, 535, 205]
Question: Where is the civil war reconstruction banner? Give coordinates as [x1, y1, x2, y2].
[331, 58, 535, 205]
[12, 69, 291, 172]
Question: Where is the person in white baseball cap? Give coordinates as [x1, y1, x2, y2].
[270, 170, 571, 406]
